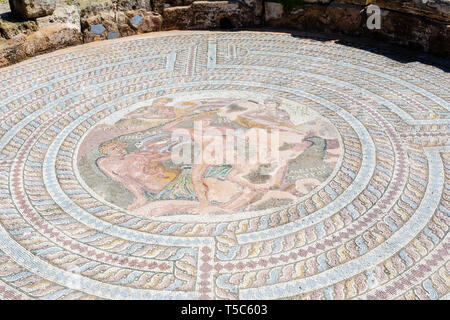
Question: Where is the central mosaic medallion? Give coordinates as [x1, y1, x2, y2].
[76, 91, 342, 217]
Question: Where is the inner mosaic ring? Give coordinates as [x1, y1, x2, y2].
[74, 91, 342, 212]
[45, 82, 372, 226]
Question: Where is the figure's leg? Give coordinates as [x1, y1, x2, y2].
[271, 163, 288, 190]
[220, 188, 259, 211]
[217, 166, 270, 211]
[203, 178, 240, 203]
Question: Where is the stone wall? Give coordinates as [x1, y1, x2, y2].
[0, 0, 83, 67]
[263, 0, 450, 57]
[0, 0, 449, 67]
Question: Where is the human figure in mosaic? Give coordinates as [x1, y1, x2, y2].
[90, 97, 341, 216]
[153, 101, 305, 213]
[96, 140, 189, 212]
[95, 105, 239, 215]
[214, 99, 322, 210]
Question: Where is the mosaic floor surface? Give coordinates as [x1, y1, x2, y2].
[0, 31, 449, 300]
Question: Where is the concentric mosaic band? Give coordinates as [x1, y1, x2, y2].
[0, 31, 449, 300]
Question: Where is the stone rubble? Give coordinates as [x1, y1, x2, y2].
[9, 0, 56, 19]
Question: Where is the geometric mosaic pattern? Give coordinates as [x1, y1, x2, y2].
[0, 31, 449, 300]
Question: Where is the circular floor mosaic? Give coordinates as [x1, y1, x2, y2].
[0, 31, 449, 300]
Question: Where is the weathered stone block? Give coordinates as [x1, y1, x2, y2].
[0, 12, 38, 39]
[114, 0, 151, 11]
[164, 1, 254, 30]
[192, 1, 255, 29]
[264, 2, 284, 21]
[294, 5, 328, 31]
[81, 8, 115, 42]
[367, 8, 450, 54]
[126, 9, 162, 33]
[0, 23, 82, 67]
[162, 5, 191, 30]
[82, 7, 162, 42]
[9, 0, 56, 19]
[36, 2, 81, 32]
[326, 2, 363, 33]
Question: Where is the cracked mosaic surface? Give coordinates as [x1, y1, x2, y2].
[0, 31, 449, 300]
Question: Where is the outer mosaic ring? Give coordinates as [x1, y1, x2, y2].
[0, 31, 449, 300]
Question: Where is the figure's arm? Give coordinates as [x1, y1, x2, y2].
[121, 177, 148, 210]
[226, 168, 268, 193]
[153, 151, 175, 162]
[98, 159, 147, 210]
